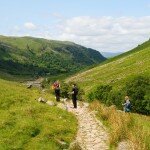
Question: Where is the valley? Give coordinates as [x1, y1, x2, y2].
[0, 37, 149, 150]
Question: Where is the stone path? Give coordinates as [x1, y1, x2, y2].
[65, 101, 109, 150]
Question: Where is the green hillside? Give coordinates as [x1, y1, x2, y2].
[0, 78, 77, 149]
[66, 40, 150, 149]
[67, 40, 150, 115]
[67, 40, 150, 93]
[0, 35, 106, 76]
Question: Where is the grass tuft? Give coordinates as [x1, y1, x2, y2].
[90, 101, 150, 149]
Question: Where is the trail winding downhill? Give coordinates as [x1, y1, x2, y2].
[65, 101, 109, 150]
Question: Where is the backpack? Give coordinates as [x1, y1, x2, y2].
[126, 103, 131, 110]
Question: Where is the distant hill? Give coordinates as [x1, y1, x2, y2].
[67, 40, 150, 94]
[101, 52, 122, 58]
[0, 35, 106, 76]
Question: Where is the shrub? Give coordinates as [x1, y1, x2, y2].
[77, 87, 85, 101]
[88, 75, 150, 115]
[61, 82, 70, 98]
[125, 76, 150, 115]
[87, 92, 95, 102]
[88, 85, 112, 104]
[108, 90, 125, 109]
[60, 82, 85, 100]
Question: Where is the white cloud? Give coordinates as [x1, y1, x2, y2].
[9, 16, 150, 52]
[55, 16, 150, 52]
[24, 22, 37, 30]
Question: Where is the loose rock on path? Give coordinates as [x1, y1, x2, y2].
[65, 101, 109, 150]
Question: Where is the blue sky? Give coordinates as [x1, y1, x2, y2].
[0, 0, 150, 52]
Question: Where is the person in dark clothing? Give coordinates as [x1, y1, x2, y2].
[55, 87, 60, 102]
[71, 84, 78, 108]
[53, 81, 60, 102]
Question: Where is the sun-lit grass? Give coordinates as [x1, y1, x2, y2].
[0, 35, 106, 77]
[0, 78, 77, 150]
[67, 41, 150, 96]
[89, 101, 150, 150]
[66, 40, 150, 149]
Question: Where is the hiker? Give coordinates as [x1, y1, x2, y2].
[71, 84, 78, 108]
[122, 96, 131, 112]
[53, 81, 60, 102]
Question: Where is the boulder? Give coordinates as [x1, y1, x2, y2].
[56, 139, 67, 146]
[57, 103, 68, 110]
[60, 98, 68, 103]
[38, 97, 47, 103]
[117, 140, 134, 150]
[46, 101, 56, 106]
[27, 84, 32, 89]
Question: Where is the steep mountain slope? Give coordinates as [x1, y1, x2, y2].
[66, 40, 150, 149]
[67, 40, 150, 94]
[0, 35, 106, 76]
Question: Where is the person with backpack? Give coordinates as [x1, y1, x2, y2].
[122, 96, 131, 112]
[71, 84, 78, 108]
[53, 81, 60, 102]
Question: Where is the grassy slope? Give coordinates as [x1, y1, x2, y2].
[67, 40, 150, 149]
[90, 101, 150, 150]
[67, 40, 150, 95]
[0, 78, 77, 150]
[0, 71, 34, 82]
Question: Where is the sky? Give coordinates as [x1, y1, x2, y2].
[0, 0, 150, 52]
